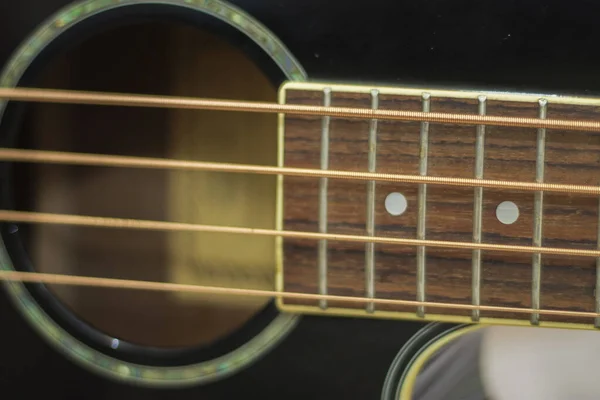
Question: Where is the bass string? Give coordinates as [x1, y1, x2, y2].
[1, 209, 599, 258]
[0, 269, 598, 319]
[2, 86, 600, 132]
[0, 147, 599, 196]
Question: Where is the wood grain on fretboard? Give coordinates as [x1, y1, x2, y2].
[279, 83, 600, 326]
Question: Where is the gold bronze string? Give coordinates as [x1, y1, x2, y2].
[0, 210, 598, 258]
[0, 148, 598, 196]
[0, 270, 598, 319]
[2, 86, 600, 132]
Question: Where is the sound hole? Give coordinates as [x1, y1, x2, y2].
[13, 22, 277, 348]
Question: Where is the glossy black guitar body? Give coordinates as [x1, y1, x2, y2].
[1, 1, 599, 399]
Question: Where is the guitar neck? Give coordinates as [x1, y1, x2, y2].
[278, 81, 600, 329]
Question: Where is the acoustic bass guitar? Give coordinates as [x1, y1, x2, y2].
[1, 1, 600, 398]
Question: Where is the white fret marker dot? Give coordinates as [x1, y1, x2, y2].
[496, 201, 519, 225]
[385, 192, 407, 216]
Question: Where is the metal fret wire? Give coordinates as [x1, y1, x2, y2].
[318, 88, 332, 310]
[365, 89, 379, 313]
[532, 99, 548, 325]
[416, 93, 430, 318]
[471, 95, 487, 321]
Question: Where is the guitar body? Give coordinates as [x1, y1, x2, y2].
[1, 1, 600, 399]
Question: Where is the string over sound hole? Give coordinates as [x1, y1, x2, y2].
[13, 22, 277, 349]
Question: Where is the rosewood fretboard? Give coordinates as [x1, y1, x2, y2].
[277, 82, 600, 329]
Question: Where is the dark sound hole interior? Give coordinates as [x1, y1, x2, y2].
[13, 22, 278, 348]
